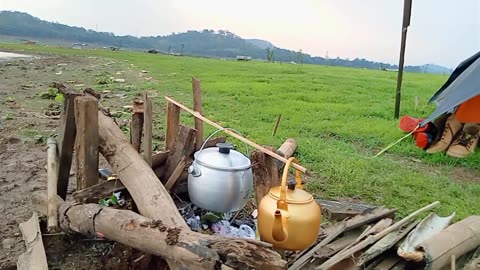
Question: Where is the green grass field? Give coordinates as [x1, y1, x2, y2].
[2, 43, 479, 219]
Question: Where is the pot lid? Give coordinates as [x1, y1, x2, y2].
[194, 143, 251, 171]
[268, 185, 313, 204]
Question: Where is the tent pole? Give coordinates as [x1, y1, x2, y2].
[394, 0, 412, 119]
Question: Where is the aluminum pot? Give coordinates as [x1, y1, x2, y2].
[188, 142, 253, 213]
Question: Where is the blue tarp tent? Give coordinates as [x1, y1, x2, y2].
[422, 51, 480, 125]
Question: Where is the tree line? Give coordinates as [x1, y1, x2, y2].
[0, 11, 450, 73]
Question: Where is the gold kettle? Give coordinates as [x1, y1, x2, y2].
[258, 157, 321, 250]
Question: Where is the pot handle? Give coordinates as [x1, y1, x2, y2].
[198, 128, 250, 155]
[188, 161, 201, 177]
[278, 157, 303, 210]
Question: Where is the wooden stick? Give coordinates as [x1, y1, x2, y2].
[151, 151, 170, 168]
[130, 98, 144, 152]
[163, 125, 196, 181]
[451, 255, 456, 270]
[340, 218, 392, 253]
[340, 224, 372, 252]
[192, 77, 204, 150]
[72, 179, 125, 203]
[47, 138, 59, 231]
[356, 219, 420, 267]
[75, 96, 99, 190]
[165, 102, 180, 151]
[143, 92, 153, 166]
[165, 157, 186, 191]
[316, 201, 440, 270]
[56, 91, 82, 199]
[164, 96, 308, 173]
[272, 114, 282, 136]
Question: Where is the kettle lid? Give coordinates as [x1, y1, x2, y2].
[268, 185, 313, 204]
[194, 143, 251, 171]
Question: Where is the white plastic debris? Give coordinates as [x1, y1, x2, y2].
[211, 220, 255, 239]
[186, 216, 201, 231]
[113, 192, 125, 206]
[251, 209, 258, 219]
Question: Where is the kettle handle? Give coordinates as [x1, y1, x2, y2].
[278, 157, 303, 209]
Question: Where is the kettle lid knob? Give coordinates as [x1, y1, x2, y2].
[217, 142, 234, 154]
[287, 179, 296, 190]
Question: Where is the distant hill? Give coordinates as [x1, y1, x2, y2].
[0, 11, 451, 74]
[245, 39, 274, 50]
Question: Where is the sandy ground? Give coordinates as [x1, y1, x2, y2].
[0, 53, 151, 269]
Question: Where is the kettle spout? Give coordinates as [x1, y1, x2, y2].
[272, 210, 288, 242]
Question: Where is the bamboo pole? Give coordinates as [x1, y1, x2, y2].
[164, 96, 308, 174]
[47, 138, 58, 231]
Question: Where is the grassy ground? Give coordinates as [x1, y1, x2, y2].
[2, 43, 479, 219]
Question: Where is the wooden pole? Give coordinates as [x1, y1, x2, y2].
[272, 114, 282, 136]
[130, 98, 144, 152]
[56, 201, 286, 270]
[47, 138, 58, 231]
[151, 151, 169, 168]
[98, 112, 186, 226]
[143, 92, 153, 166]
[165, 157, 186, 191]
[394, 0, 412, 118]
[164, 96, 308, 174]
[75, 96, 99, 190]
[251, 148, 279, 207]
[163, 125, 196, 181]
[192, 77, 204, 150]
[165, 102, 180, 151]
[56, 91, 82, 199]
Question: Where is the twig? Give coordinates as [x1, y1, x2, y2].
[272, 114, 282, 136]
[133, 254, 146, 263]
[340, 225, 372, 253]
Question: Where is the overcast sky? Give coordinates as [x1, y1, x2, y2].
[1, 0, 479, 67]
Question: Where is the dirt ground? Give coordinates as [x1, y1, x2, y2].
[0, 53, 152, 269]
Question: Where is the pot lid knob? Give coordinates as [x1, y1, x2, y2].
[217, 142, 234, 154]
